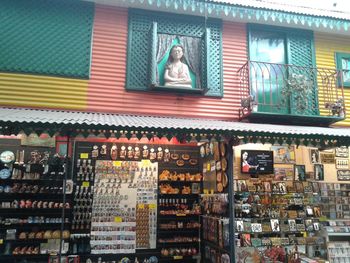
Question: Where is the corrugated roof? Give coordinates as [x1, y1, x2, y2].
[210, 0, 350, 20]
[91, 0, 350, 33]
[0, 107, 349, 139]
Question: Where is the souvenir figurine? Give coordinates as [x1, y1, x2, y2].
[127, 146, 134, 159]
[205, 143, 210, 156]
[149, 148, 156, 161]
[100, 144, 107, 155]
[134, 146, 140, 159]
[29, 151, 41, 164]
[157, 147, 163, 161]
[142, 145, 149, 159]
[200, 146, 205, 158]
[120, 146, 126, 159]
[91, 145, 99, 158]
[110, 144, 118, 160]
[164, 148, 170, 162]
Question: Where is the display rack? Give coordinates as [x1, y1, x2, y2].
[319, 182, 350, 220]
[326, 242, 350, 263]
[316, 182, 350, 262]
[0, 144, 70, 263]
[70, 153, 96, 256]
[69, 142, 203, 262]
[201, 141, 231, 263]
[233, 179, 324, 261]
[157, 145, 201, 263]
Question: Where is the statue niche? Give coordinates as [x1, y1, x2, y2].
[164, 44, 192, 88]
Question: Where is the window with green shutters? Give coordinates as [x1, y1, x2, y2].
[248, 24, 318, 116]
[126, 9, 223, 97]
[335, 52, 350, 88]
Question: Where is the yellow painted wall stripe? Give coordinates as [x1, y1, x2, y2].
[315, 33, 350, 127]
[0, 73, 88, 110]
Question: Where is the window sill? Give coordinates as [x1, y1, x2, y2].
[150, 85, 206, 95]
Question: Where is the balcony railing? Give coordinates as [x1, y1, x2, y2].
[238, 61, 346, 124]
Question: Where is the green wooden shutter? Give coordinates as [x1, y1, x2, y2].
[149, 22, 158, 87]
[205, 21, 223, 97]
[287, 30, 319, 115]
[126, 12, 152, 90]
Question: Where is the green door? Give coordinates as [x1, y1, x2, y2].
[249, 30, 288, 114]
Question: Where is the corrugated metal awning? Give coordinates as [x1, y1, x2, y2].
[0, 107, 349, 145]
[209, 0, 350, 20]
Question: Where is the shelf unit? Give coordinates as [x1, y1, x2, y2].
[70, 146, 96, 255]
[201, 141, 231, 263]
[157, 146, 201, 263]
[0, 152, 70, 263]
[233, 179, 324, 261]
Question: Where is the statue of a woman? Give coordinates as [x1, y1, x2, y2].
[164, 44, 192, 88]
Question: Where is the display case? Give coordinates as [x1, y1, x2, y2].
[201, 141, 231, 263]
[157, 145, 201, 262]
[327, 242, 350, 263]
[233, 179, 324, 261]
[0, 140, 71, 263]
[70, 141, 204, 263]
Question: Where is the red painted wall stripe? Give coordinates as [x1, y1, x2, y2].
[222, 22, 248, 117]
[88, 6, 247, 121]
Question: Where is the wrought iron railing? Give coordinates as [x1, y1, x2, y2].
[238, 61, 346, 119]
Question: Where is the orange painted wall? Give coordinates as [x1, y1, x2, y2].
[87, 6, 247, 121]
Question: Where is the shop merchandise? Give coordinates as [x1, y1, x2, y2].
[66, 142, 203, 262]
[0, 147, 71, 260]
[201, 141, 231, 263]
[327, 242, 350, 263]
[3, 137, 349, 263]
[234, 179, 323, 252]
[90, 160, 158, 254]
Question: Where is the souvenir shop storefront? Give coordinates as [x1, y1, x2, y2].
[0, 108, 349, 263]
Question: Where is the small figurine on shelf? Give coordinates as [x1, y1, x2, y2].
[288, 245, 301, 263]
[127, 146, 134, 159]
[142, 145, 149, 158]
[134, 146, 141, 159]
[100, 144, 107, 155]
[91, 145, 99, 158]
[110, 144, 118, 160]
[120, 145, 126, 159]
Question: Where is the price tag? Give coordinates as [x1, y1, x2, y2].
[319, 216, 327, 222]
[80, 153, 89, 159]
[114, 217, 122, 223]
[113, 161, 121, 167]
[138, 204, 145, 209]
[141, 159, 151, 166]
[210, 189, 214, 195]
[0, 239, 3, 244]
[302, 231, 307, 237]
[174, 256, 183, 260]
[82, 181, 90, 187]
[176, 214, 186, 217]
[203, 189, 209, 194]
[206, 163, 211, 172]
[149, 204, 157, 209]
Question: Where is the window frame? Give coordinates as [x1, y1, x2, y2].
[247, 24, 318, 116]
[335, 52, 350, 88]
[126, 9, 223, 97]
